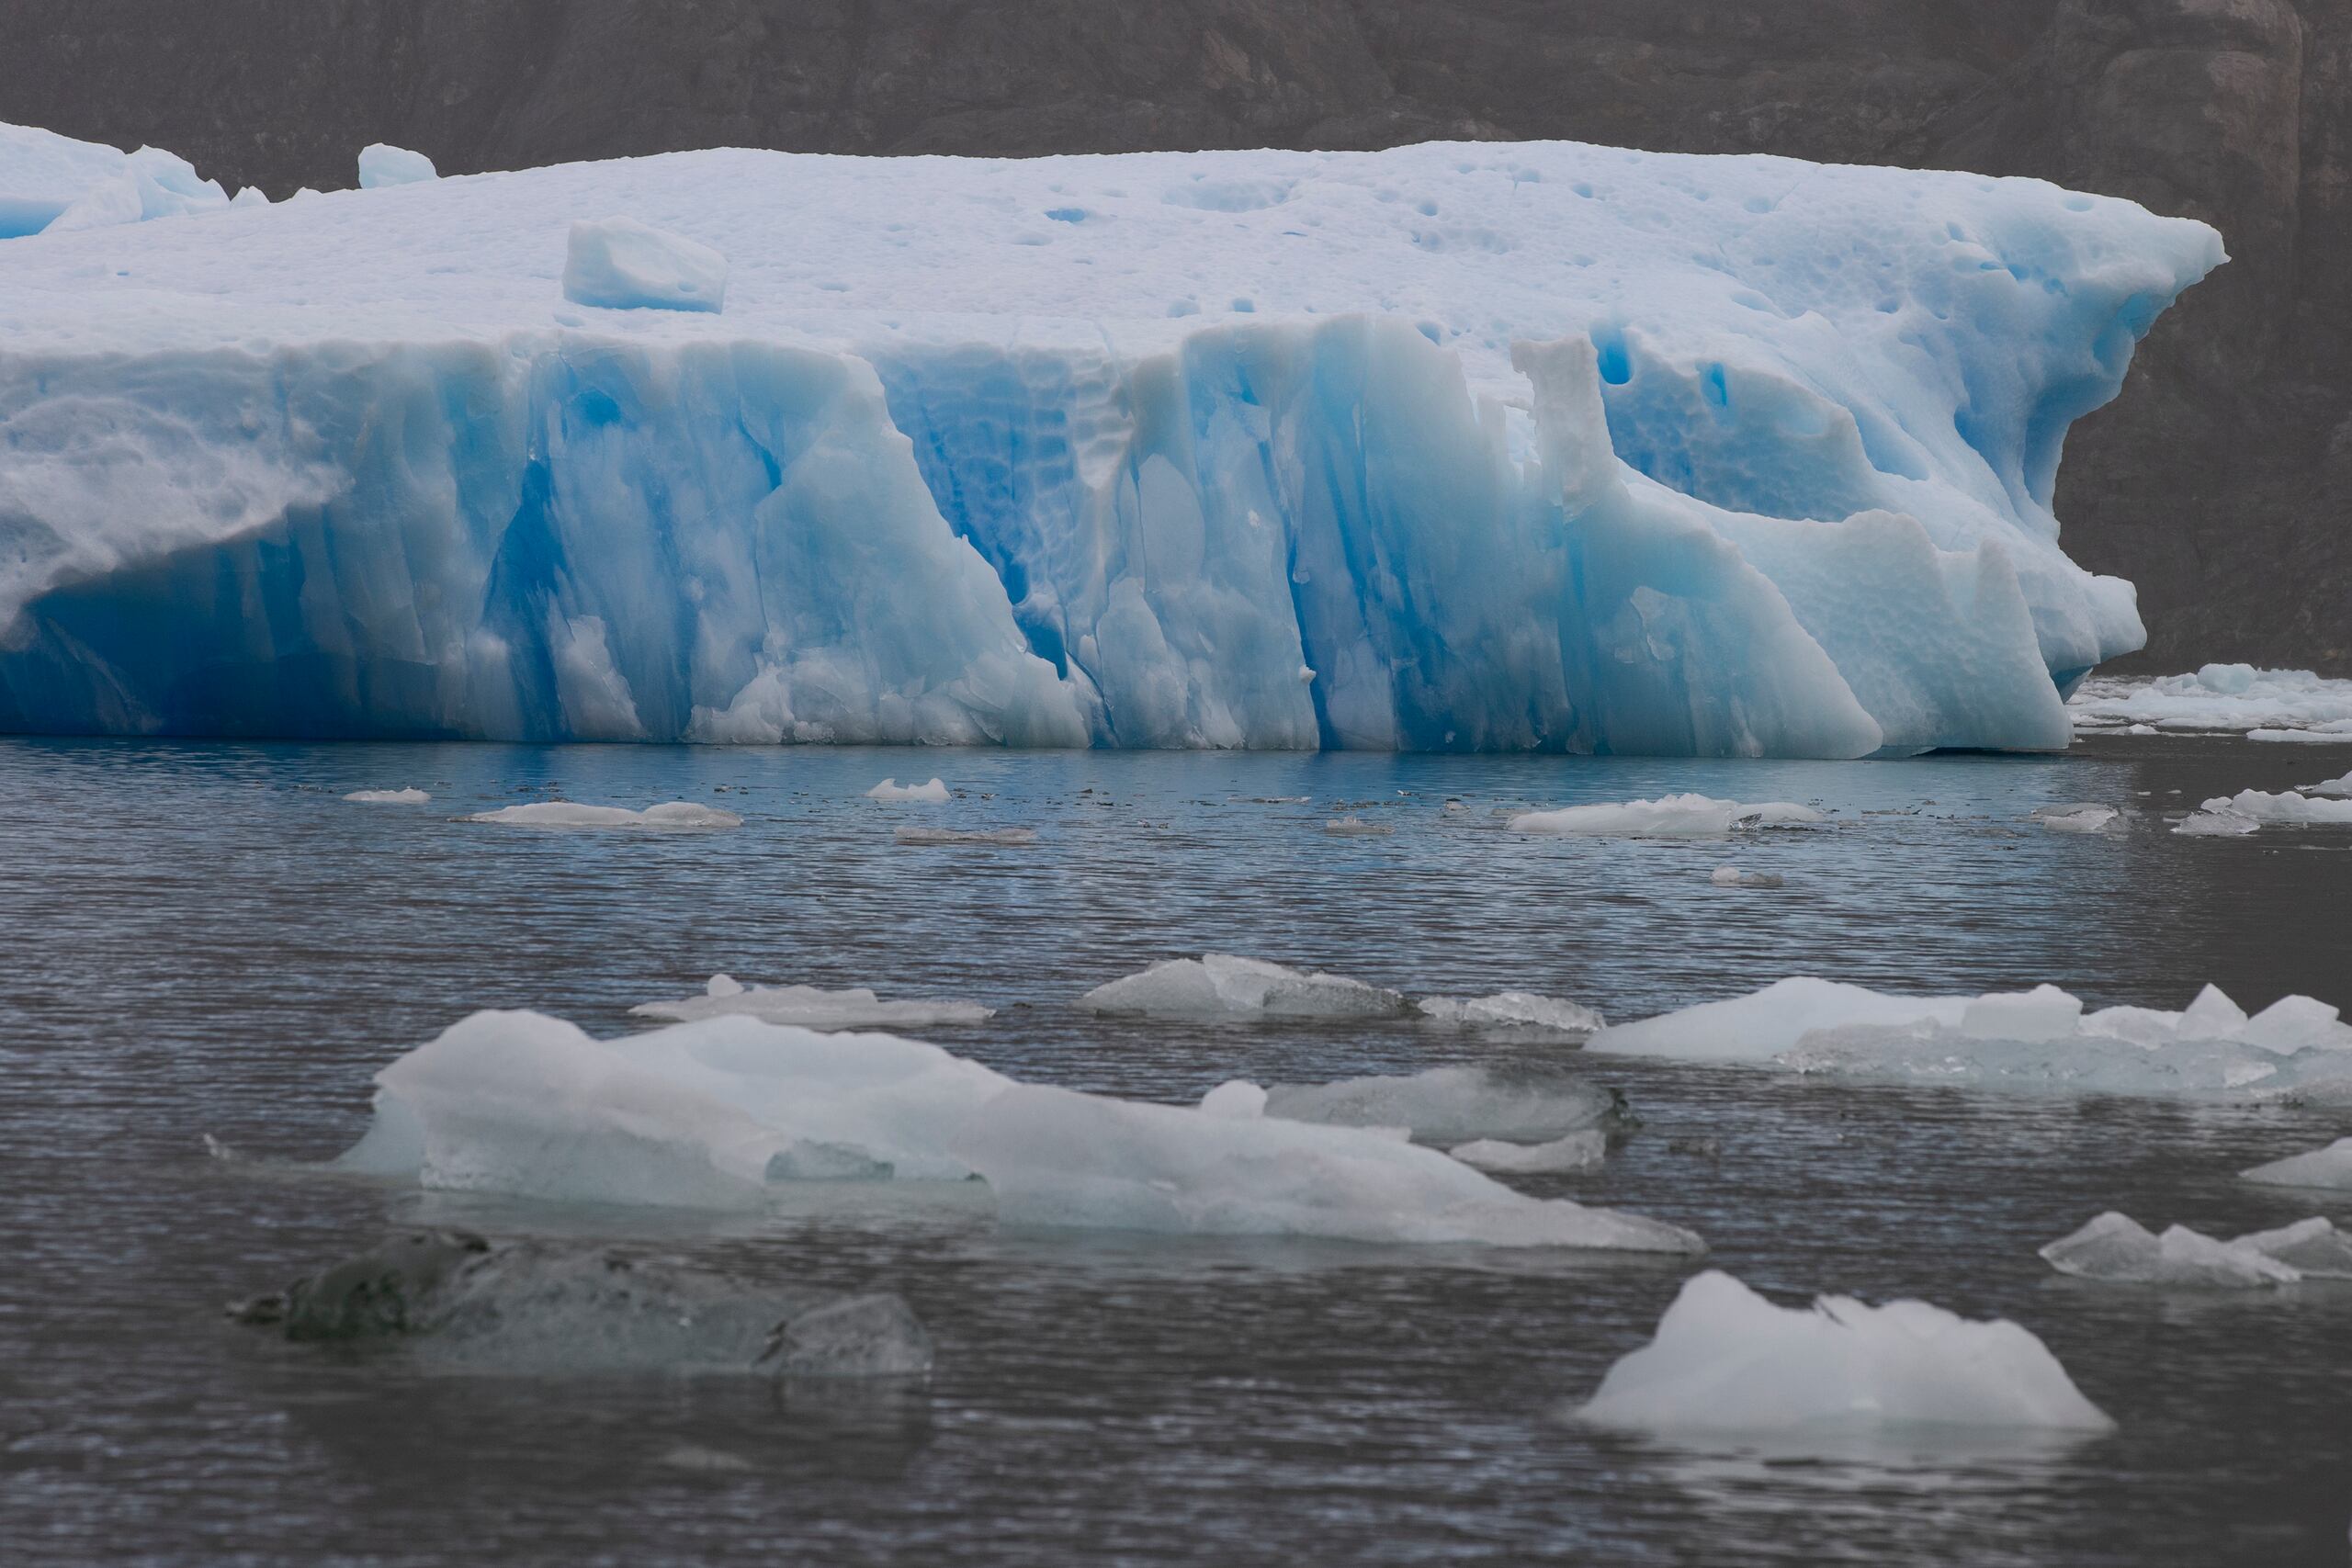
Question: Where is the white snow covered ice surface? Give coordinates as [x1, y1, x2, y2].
[337, 1010, 1702, 1252]
[1573, 1270, 2113, 1442]
[1588, 977, 2352, 1099]
[0, 138, 2217, 752]
[1, 121, 236, 239]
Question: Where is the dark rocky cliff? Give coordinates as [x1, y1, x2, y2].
[6, 0, 2345, 671]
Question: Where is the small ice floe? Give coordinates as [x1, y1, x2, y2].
[1324, 815, 1392, 836]
[893, 825, 1035, 845]
[2249, 724, 2352, 744]
[2173, 805, 2260, 837]
[630, 974, 994, 1030]
[563, 216, 727, 312]
[345, 786, 431, 804]
[2040, 1212, 2303, 1288]
[2033, 803, 2120, 833]
[1709, 865, 1784, 887]
[2307, 770, 2352, 798]
[1509, 794, 1821, 838]
[866, 777, 949, 803]
[336, 1010, 1702, 1252]
[1415, 990, 1604, 1037]
[2067, 665, 2352, 738]
[1079, 953, 1410, 1020]
[1260, 1066, 1625, 1145]
[2184, 789, 2352, 834]
[1572, 1270, 2112, 1441]
[229, 1229, 932, 1377]
[2243, 1136, 2352, 1190]
[201, 1133, 243, 1163]
[1448, 1130, 1606, 1174]
[1588, 976, 2352, 1099]
[463, 800, 742, 829]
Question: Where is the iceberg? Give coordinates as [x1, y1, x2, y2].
[1509, 794, 1821, 837]
[0, 139, 2216, 750]
[2307, 771, 2352, 798]
[357, 144, 439, 190]
[2243, 1136, 2352, 1190]
[629, 973, 994, 1030]
[461, 800, 742, 829]
[2032, 803, 2119, 833]
[2186, 789, 2352, 832]
[344, 786, 430, 804]
[1573, 1270, 2113, 1440]
[1078, 954, 1410, 1021]
[1588, 976, 2352, 1099]
[1259, 1066, 1625, 1145]
[2070, 667, 2352, 738]
[338, 1008, 1701, 1252]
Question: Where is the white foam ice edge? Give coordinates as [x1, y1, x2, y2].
[1588, 976, 2352, 1100]
[2040, 1211, 2352, 1288]
[337, 1009, 1700, 1253]
[1572, 1269, 2113, 1441]
[1077, 953, 1603, 1035]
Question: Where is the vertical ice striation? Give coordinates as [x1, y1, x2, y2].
[0, 141, 2222, 751]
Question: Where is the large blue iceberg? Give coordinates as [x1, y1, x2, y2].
[0, 138, 2221, 753]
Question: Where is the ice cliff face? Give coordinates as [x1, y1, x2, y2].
[0, 141, 2220, 752]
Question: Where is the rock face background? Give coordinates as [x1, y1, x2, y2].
[5, 0, 2344, 671]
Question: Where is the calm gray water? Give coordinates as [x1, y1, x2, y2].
[2, 733, 2347, 1566]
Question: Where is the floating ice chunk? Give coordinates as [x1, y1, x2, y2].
[1415, 990, 1604, 1037]
[1709, 865, 1784, 887]
[2038, 1212, 2299, 1288]
[563, 216, 727, 312]
[345, 787, 430, 804]
[1590, 976, 2352, 1098]
[866, 777, 950, 803]
[1590, 976, 1968, 1064]
[766, 1292, 933, 1377]
[2033, 804, 2119, 833]
[2069, 668, 2352, 737]
[1449, 1131, 1606, 1174]
[463, 800, 742, 829]
[357, 143, 438, 189]
[1574, 1270, 2113, 1439]
[2173, 806, 2259, 837]
[1323, 815, 1393, 836]
[2196, 789, 2352, 829]
[340, 1009, 1700, 1252]
[893, 825, 1035, 845]
[1509, 795, 1820, 838]
[2234, 1217, 2352, 1279]
[2306, 771, 2352, 798]
[1261, 1066, 1622, 1145]
[2249, 724, 2352, 744]
[630, 976, 993, 1030]
[1078, 954, 1410, 1021]
[2243, 1137, 2352, 1190]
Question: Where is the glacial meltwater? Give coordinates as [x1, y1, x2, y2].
[2, 734, 2346, 1565]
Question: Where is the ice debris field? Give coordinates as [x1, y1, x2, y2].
[0, 126, 2222, 754]
[2070, 664, 2352, 742]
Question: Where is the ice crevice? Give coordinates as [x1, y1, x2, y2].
[0, 140, 2219, 752]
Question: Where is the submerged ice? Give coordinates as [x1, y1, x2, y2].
[0, 138, 2217, 751]
[340, 1009, 1701, 1252]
